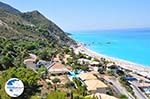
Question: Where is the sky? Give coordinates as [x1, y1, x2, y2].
[1, 0, 150, 31]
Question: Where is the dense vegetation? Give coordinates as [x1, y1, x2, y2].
[0, 36, 59, 98]
[72, 78, 88, 98]
[0, 37, 58, 70]
[0, 67, 39, 99]
[0, 1, 118, 99]
[0, 3, 77, 98]
[46, 91, 67, 99]
[0, 37, 94, 99]
[0, 35, 74, 98]
[0, 5, 76, 46]
[46, 90, 97, 99]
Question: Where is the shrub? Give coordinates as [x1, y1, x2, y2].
[52, 78, 61, 84]
[119, 94, 128, 99]
[47, 91, 66, 99]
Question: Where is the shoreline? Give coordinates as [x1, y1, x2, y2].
[74, 43, 150, 73]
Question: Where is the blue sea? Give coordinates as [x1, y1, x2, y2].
[71, 29, 150, 66]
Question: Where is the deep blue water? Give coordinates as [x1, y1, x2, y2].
[71, 29, 150, 66]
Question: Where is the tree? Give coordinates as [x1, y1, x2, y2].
[63, 47, 70, 54]
[101, 58, 110, 71]
[0, 55, 14, 70]
[73, 78, 87, 96]
[107, 70, 115, 76]
[65, 81, 75, 88]
[67, 58, 74, 65]
[30, 95, 41, 99]
[47, 91, 66, 99]
[47, 82, 52, 89]
[24, 42, 37, 50]
[78, 52, 87, 59]
[98, 67, 104, 74]
[116, 70, 125, 76]
[79, 85, 87, 96]
[80, 66, 89, 71]
[119, 94, 128, 99]
[73, 78, 82, 87]
[37, 65, 47, 79]
[39, 49, 52, 61]
[0, 67, 39, 99]
[52, 78, 61, 90]
[52, 78, 61, 84]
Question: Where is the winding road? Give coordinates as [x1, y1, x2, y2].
[103, 76, 135, 99]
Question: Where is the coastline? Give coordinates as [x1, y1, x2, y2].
[74, 43, 150, 73]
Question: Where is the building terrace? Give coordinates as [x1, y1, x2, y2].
[77, 72, 109, 93]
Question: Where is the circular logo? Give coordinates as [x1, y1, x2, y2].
[5, 78, 24, 97]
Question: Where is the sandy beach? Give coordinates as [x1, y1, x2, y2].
[74, 43, 150, 73]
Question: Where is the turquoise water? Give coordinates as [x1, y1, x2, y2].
[68, 70, 82, 78]
[68, 71, 78, 78]
[71, 29, 150, 66]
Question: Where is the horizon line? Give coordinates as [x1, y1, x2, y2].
[67, 27, 150, 32]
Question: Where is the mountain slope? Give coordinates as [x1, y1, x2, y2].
[0, 1, 76, 46]
[0, 1, 20, 14]
[21, 10, 75, 45]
